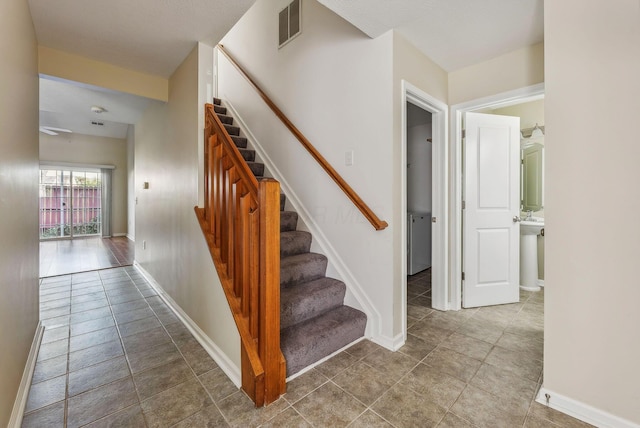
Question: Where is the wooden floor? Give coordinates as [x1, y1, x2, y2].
[40, 237, 134, 278]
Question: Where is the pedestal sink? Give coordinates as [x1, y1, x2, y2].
[520, 218, 544, 291]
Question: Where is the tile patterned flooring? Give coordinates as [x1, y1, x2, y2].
[24, 266, 592, 427]
[40, 237, 135, 277]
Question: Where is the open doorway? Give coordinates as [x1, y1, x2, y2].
[450, 84, 545, 310]
[400, 81, 448, 344]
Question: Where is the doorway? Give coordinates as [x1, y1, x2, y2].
[401, 81, 448, 343]
[39, 167, 103, 240]
[450, 84, 545, 310]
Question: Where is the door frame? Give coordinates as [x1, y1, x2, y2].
[449, 83, 545, 310]
[401, 80, 448, 342]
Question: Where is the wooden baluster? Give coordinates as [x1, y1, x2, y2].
[208, 134, 217, 233]
[225, 166, 237, 279]
[238, 193, 251, 317]
[248, 204, 259, 338]
[258, 179, 284, 404]
[212, 141, 223, 244]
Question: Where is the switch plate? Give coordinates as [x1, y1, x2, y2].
[345, 150, 354, 166]
[142, 240, 147, 250]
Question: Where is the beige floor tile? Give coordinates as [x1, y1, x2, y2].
[25, 374, 66, 413]
[199, 367, 239, 402]
[422, 347, 482, 382]
[360, 346, 419, 379]
[333, 361, 396, 406]
[348, 410, 393, 427]
[32, 354, 68, 384]
[21, 401, 65, 428]
[293, 382, 366, 427]
[399, 363, 466, 409]
[259, 407, 311, 428]
[118, 315, 161, 337]
[70, 315, 115, 337]
[441, 332, 494, 361]
[141, 378, 212, 427]
[36, 338, 68, 362]
[528, 402, 595, 427]
[67, 377, 138, 428]
[68, 355, 130, 397]
[496, 332, 543, 361]
[450, 385, 525, 428]
[68, 339, 124, 372]
[172, 404, 230, 428]
[484, 345, 543, 382]
[83, 404, 146, 428]
[437, 412, 476, 427]
[314, 350, 359, 379]
[344, 339, 385, 360]
[470, 363, 538, 417]
[371, 383, 446, 428]
[133, 358, 195, 400]
[121, 326, 172, 355]
[283, 368, 328, 404]
[69, 325, 119, 353]
[398, 332, 439, 361]
[408, 320, 453, 344]
[128, 341, 182, 374]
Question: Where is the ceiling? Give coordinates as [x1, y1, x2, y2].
[30, 0, 543, 139]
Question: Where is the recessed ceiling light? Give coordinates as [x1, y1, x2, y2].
[90, 105, 107, 114]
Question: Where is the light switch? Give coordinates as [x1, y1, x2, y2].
[345, 150, 354, 166]
[143, 181, 149, 189]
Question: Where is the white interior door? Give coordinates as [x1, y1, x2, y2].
[463, 112, 520, 308]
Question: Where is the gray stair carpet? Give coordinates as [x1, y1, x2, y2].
[213, 97, 367, 377]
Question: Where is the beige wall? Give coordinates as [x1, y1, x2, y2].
[544, 0, 640, 424]
[448, 42, 544, 106]
[392, 31, 448, 334]
[0, 0, 40, 424]
[126, 125, 136, 240]
[40, 133, 129, 236]
[135, 46, 241, 374]
[39, 46, 168, 102]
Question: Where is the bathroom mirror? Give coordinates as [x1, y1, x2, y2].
[521, 143, 544, 212]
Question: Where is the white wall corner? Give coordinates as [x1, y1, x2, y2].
[537, 386, 640, 428]
[133, 262, 241, 387]
[8, 323, 44, 428]
[370, 332, 405, 352]
[222, 99, 385, 346]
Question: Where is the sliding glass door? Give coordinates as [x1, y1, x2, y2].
[39, 168, 102, 239]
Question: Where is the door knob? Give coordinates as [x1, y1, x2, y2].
[513, 216, 521, 223]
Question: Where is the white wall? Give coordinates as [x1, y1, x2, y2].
[406, 121, 432, 213]
[0, 0, 40, 424]
[40, 133, 129, 236]
[220, 0, 398, 343]
[126, 124, 135, 240]
[135, 45, 241, 376]
[543, 1, 640, 425]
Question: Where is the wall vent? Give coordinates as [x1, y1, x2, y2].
[91, 121, 104, 126]
[278, 0, 301, 48]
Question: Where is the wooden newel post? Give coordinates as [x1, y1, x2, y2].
[258, 178, 285, 405]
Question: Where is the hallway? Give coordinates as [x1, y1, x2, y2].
[22, 264, 591, 427]
[40, 237, 134, 277]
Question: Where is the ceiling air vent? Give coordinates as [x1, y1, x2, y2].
[279, 0, 301, 48]
[91, 121, 104, 126]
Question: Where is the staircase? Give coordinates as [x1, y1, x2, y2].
[213, 98, 367, 377]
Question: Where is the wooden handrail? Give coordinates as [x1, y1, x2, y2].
[217, 44, 388, 231]
[195, 104, 285, 406]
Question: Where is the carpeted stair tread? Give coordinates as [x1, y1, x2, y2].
[231, 136, 248, 148]
[224, 124, 240, 136]
[238, 148, 255, 162]
[247, 162, 264, 177]
[281, 278, 346, 329]
[216, 113, 234, 125]
[280, 194, 286, 211]
[280, 211, 298, 232]
[280, 305, 367, 376]
[281, 231, 312, 257]
[213, 105, 226, 114]
[280, 253, 327, 288]
[213, 97, 222, 105]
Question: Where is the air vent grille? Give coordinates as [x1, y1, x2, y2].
[279, 0, 301, 48]
[91, 121, 104, 126]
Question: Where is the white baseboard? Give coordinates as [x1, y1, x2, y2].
[112, 233, 127, 237]
[8, 323, 44, 428]
[222, 99, 383, 345]
[371, 332, 405, 352]
[537, 386, 640, 428]
[285, 337, 365, 382]
[537, 279, 545, 287]
[133, 262, 241, 387]
[126, 234, 135, 242]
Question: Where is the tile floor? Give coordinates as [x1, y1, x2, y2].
[23, 266, 592, 427]
[40, 237, 135, 277]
